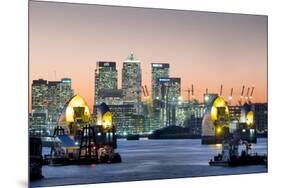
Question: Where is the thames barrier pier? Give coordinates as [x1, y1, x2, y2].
[43, 95, 121, 166]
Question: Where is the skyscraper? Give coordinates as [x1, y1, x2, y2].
[60, 78, 74, 106]
[159, 77, 181, 102]
[31, 78, 74, 135]
[94, 61, 118, 105]
[122, 53, 142, 103]
[47, 81, 61, 124]
[158, 77, 181, 126]
[31, 79, 48, 111]
[151, 63, 170, 101]
[31, 79, 48, 135]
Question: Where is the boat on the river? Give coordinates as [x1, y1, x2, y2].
[148, 126, 201, 139]
[126, 134, 140, 140]
[209, 140, 267, 167]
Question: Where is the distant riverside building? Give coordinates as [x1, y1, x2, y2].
[151, 63, 170, 101]
[93, 103, 143, 135]
[122, 53, 142, 103]
[253, 103, 268, 134]
[158, 77, 181, 101]
[32, 79, 48, 111]
[93, 89, 145, 135]
[47, 81, 61, 124]
[97, 89, 123, 105]
[93, 55, 144, 135]
[182, 101, 205, 136]
[31, 78, 74, 135]
[94, 61, 118, 105]
[47, 78, 74, 126]
[228, 105, 241, 121]
[30, 110, 48, 135]
[158, 77, 181, 127]
[60, 78, 74, 105]
[31, 79, 48, 135]
[149, 63, 170, 132]
[93, 90, 146, 135]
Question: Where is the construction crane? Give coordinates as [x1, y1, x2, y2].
[219, 84, 223, 97]
[249, 87, 255, 104]
[141, 86, 146, 97]
[183, 88, 191, 102]
[191, 84, 195, 100]
[187, 88, 191, 102]
[228, 88, 233, 105]
[145, 85, 149, 96]
[238, 85, 245, 106]
[245, 87, 250, 103]
[142, 85, 152, 113]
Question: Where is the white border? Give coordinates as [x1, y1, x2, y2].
[1, 0, 280, 188]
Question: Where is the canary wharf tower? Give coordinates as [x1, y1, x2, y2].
[151, 63, 170, 101]
[94, 61, 118, 105]
[122, 53, 142, 103]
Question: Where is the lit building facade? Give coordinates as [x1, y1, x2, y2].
[47, 81, 61, 125]
[97, 89, 123, 105]
[151, 63, 170, 101]
[30, 110, 48, 135]
[150, 64, 170, 132]
[182, 101, 205, 136]
[157, 77, 181, 127]
[31, 79, 48, 111]
[253, 103, 268, 134]
[60, 78, 74, 106]
[94, 61, 118, 105]
[228, 105, 241, 121]
[122, 53, 142, 103]
[169, 77, 181, 101]
[94, 104, 140, 135]
[31, 78, 74, 135]
[31, 79, 48, 135]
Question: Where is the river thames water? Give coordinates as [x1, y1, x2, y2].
[30, 138, 267, 187]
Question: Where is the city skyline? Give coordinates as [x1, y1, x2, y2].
[29, 1, 267, 111]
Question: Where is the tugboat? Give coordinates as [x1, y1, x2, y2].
[209, 139, 267, 167]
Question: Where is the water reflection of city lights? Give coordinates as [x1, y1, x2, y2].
[210, 144, 222, 149]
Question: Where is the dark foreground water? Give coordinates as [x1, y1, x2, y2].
[31, 138, 267, 187]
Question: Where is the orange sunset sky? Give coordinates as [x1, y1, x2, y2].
[29, 1, 267, 112]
